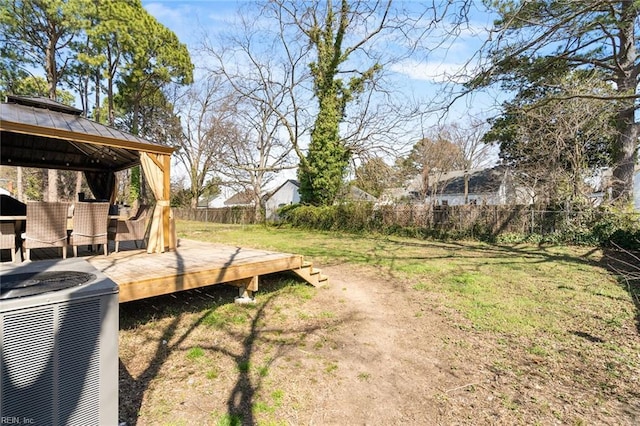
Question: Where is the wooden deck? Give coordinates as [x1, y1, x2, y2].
[1, 239, 327, 303]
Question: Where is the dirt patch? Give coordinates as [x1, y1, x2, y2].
[119, 262, 639, 425]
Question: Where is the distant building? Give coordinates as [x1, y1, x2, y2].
[339, 186, 378, 203]
[590, 167, 640, 211]
[264, 180, 300, 220]
[224, 189, 257, 207]
[263, 179, 377, 220]
[425, 166, 533, 206]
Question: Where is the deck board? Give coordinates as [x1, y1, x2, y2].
[1, 239, 305, 303]
[87, 239, 304, 302]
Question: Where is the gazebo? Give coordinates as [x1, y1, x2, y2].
[0, 95, 175, 253]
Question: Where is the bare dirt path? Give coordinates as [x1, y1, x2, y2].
[296, 263, 467, 424]
[308, 264, 639, 426]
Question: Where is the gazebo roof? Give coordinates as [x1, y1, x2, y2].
[0, 95, 174, 173]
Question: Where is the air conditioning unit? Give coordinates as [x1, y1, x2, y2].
[1, 258, 119, 425]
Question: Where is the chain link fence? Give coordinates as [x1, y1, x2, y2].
[173, 204, 640, 244]
[375, 204, 618, 235]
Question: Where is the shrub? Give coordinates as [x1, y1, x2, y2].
[277, 203, 640, 249]
[588, 206, 640, 249]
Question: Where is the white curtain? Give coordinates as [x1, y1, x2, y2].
[140, 152, 176, 253]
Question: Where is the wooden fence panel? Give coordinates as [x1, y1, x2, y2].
[173, 207, 256, 224]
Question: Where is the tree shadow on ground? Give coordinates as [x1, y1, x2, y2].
[370, 235, 599, 271]
[118, 274, 329, 425]
[599, 247, 640, 333]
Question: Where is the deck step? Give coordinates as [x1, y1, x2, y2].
[291, 260, 329, 287]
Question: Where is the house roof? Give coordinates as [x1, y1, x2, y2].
[224, 189, 255, 206]
[344, 185, 377, 201]
[429, 166, 508, 195]
[1, 95, 174, 173]
[265, 179, 299, 201]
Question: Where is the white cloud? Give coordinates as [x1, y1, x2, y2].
[144, 2, 196, 44]
[143, 1, 237, 48]
[390, 59, 470, 84]
[144, 2, 186, 21]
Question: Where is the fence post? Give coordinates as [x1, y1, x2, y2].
[530, 208, 534, 235]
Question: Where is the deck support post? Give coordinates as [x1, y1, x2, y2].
[234, 275, 258, 304]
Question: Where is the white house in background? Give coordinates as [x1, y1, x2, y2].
[264, 179, 379, 220]
[590, 166, 640, 211]
[265, 179, 300, 220]
[224, 189, 257, 207]
[204, 194, 226, 208]
[197, 186, 234, 208]
[426, 166, 533, 206]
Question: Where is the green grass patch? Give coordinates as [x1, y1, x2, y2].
[257, 364, 270, 377]
[412, 281, 430, 291]
[324, 362, 338, 373]
[252, 389, 284, 416]
[212, 413, 243, 426]
[357, 372, 371, 381]
[237, 360, 251, 373]
[202, 304, 253, 329]
[186, 346, 205, 361]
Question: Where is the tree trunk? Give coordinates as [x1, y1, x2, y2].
[95, 68, 101, 122]
[76, 171, 83, 200]
[47, 169, 58, 202]
[611, 109, 638, 203]
[611, 0, 639, 203]
[45, 26, 58, 100]
[107, 45, 115, 126]
[464, 171, 469, 204]
[45, 29, 59, 201]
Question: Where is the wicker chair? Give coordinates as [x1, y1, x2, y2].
[0, 222, 18, 262]
[108, 204, 150, 253]
[22, 202, 70, 261]
[69, 202, 110, 257]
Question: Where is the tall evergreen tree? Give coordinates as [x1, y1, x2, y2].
[115, 8, 193, 136]
[0, 0, 84, 99]
[470, 0, 640, 204]
[0, 0, 86, 201]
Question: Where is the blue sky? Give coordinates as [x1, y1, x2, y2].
[142, 0, 502, 123]
[141, 1, 503, 190]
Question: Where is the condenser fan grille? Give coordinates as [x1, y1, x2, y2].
[0, 271, 96, 300]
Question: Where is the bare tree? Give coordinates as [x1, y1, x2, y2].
[352, 157, 395, 198]
[398, 135, 465, 200]
[269, 0, 445, 204]
[437, 119, 495, 202]
[202, 0, 474, 204]
[219, 102, 298, 222]
[173, 79, 237, 208]
[202, 4, 314, 162]
[201, 6, 312, 219]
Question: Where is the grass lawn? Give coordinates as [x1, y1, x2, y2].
[177, 221, 639, 335]
[118, 221, 640, 425]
